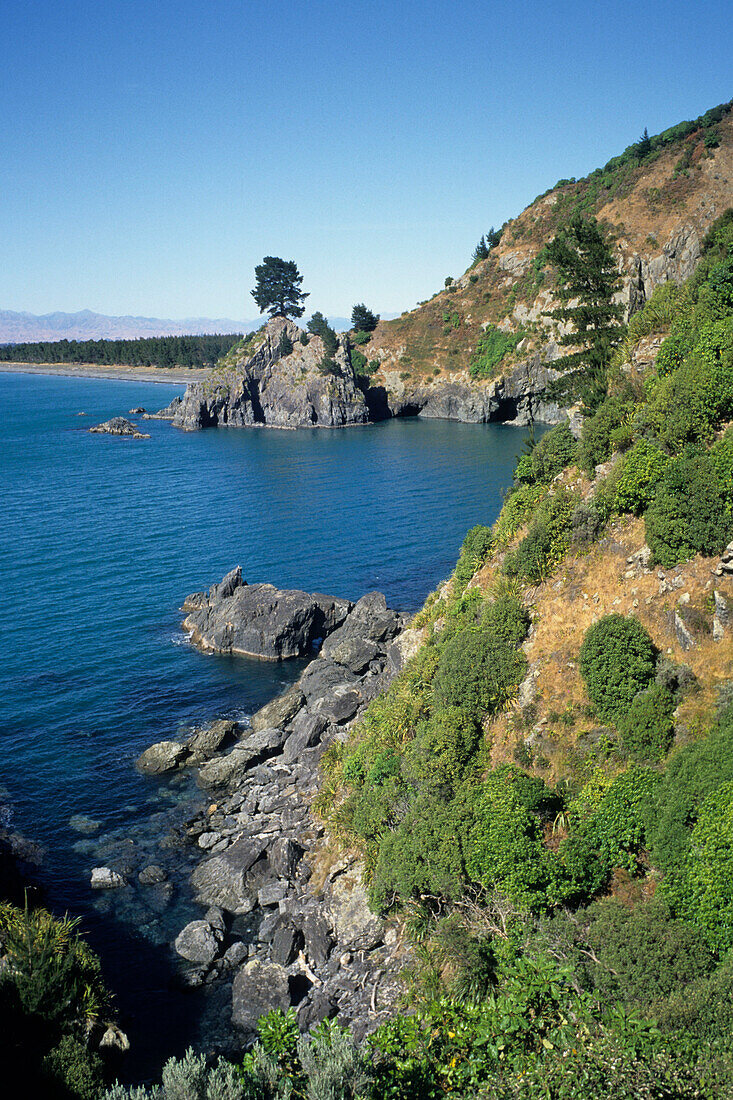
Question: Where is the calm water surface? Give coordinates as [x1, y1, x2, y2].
[1, 371, 533, 1077]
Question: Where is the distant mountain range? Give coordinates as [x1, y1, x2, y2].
[0, 309, 358, 344]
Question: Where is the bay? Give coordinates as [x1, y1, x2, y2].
[0, 370, 534, 1077]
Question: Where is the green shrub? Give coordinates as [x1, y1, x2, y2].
[578, 395, 632, 474]
[402, 707, 482, 795]
[458, 772, 561, 909]
[618, 684, 675, 762]
[584, 898, 716, 1009]
[664, 779, 733, 951]
[646, 703, 733, 876]
[645, 451, 731, 566]
[470, 326, 522, 379]
[613, 438, 670, 514]
[350, 347, 369, 376]
[107, 1047, 244, 1099]
[43, 1035, 105, 1100]
[352, 329, 372, 345]
[432, 624, 527, 721]
[453, 525, 493, 591]
[562, 767, 661, 896]
[656, 330, 691, 376]
[516, 421, 577, 485]
[570, 500, 604, 543]
[503, 490, 577, 582]
[370, 796, 465, 907]
[579, 614, 657, 722]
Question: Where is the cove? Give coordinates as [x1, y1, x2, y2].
[0, 370, 540, 1079]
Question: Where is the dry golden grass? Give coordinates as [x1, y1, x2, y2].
[473, 513, 733, 781]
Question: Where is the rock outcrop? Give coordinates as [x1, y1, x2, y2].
[154, 586, 416, 1039]
[181, 566, 353, 660]
[89, 416, 150, 439]
[170, 317, 369, 431]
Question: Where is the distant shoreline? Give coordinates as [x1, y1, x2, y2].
[0, 361, 208, 384]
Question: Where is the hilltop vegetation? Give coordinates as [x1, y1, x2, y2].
[0, 333, 242, 369]
[364, 101, 733, 386]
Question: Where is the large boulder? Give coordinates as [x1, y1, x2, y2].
[182, 567, 352, 660]
[174, 920, 222, 965]
[232, 960, 290, 1033]
[327, 862, 384, 951]
[191, 835, 267, 912]
[171, 317, 369, 431]
[136, 740, 189, 775]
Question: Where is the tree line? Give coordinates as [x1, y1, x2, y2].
[0, 333, 242, 369]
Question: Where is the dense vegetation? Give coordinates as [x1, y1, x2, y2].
[0, 901, 112, 1097]
[0, 333, 242, 369]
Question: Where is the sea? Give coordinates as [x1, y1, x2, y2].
[0, 370, 534, 1079]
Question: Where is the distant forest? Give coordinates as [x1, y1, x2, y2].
[0, 333, 242, 369]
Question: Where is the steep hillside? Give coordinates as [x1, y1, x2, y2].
[360, 102, 733, 418]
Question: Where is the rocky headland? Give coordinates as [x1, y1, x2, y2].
[132, 573, 419, 1043]
[171, 317, 369, 431]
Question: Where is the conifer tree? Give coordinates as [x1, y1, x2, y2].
[251, 257, 309, 318]
[544, 215, 625, 409]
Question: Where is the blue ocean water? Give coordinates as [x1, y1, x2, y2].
[1, 370, 532, 1076]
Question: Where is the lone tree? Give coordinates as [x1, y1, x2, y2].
[251, 257, 309, 319]
[543, 215, 625, 409]
[350, 303, 379, 333]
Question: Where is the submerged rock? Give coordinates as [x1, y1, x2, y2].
[90, 866, 126, 889]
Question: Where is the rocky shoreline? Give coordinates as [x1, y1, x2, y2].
[128, 574, 422, 1044]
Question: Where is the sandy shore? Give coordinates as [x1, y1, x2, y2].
[0, 361, 209, 384]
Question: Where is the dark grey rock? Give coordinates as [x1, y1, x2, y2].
[271, 924, 303, 966]
[327, 863, 384, 951]
[232, 960, 290, 1033]
[302, 911, 333, 968]
[173, 317, 369, 432]
[186, 719, 239, 762]
[183, 570, 352, 660]
[222, 941, 249, 968]
[282, 713, 328, 764]
[258, 881, 288, 908]
[268, 838, 303, 879]
[89, 416, 150, 439]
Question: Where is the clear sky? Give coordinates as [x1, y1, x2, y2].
[2, 0, 731, 321]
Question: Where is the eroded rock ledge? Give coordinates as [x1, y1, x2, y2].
[139, 583, 421, 1041]
[181, 566, 355, 660]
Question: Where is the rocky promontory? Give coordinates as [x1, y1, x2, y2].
[182, 566, 356, 660]
[171, 317, 369, 431]
[137, 580, 418, 1041]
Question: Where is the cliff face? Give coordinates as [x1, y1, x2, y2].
[172, 317, 369, 430]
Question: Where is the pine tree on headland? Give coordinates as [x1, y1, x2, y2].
[543, 215, 626, 410]
[350, 303, 379, 332]
[251, 257, 309, 319]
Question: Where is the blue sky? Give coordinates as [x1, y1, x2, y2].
[2, 0, 731, 321]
